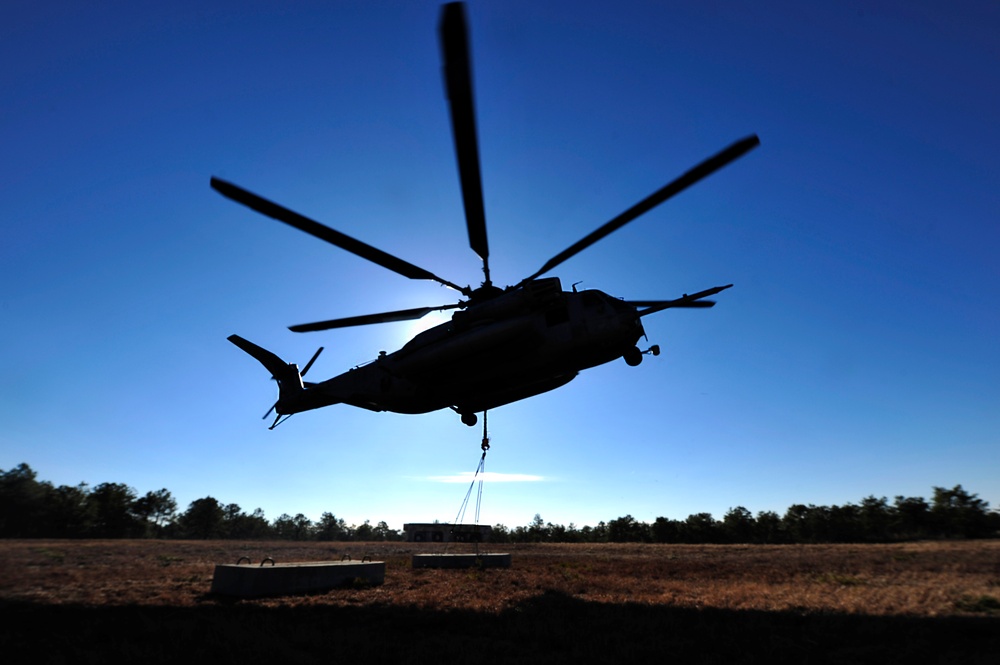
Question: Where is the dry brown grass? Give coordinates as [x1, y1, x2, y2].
[3, 539, 999, 617]
[4, 540, 999, 663]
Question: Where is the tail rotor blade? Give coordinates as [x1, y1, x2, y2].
[300, 347, 324, 377]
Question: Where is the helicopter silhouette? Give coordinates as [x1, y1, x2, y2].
[213, 2, 759, 428]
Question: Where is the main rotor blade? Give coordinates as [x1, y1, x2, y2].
[211, 177, 467, 293]
[633, 284, 733, 317]
[289, 304, 462, 333]
[440, 2, 490, 283]
[521, 135, 760, 284]
[627, 300, 716, 308]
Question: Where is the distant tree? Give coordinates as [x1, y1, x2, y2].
[682, 513, 719, 543]
[591, 521, 609, 543]
[221, 507, 272, 539]
[292, 514, 313, 540]
[219, 502, 272, 539]
[133, 489, 176, 537]
[607, 515, 628, 542]
[989, 509, 1000, 536]
[754, 510, 783, 543]
[826, 503, 861, 542]
[893, 495, 930, 539]
[721, 506, 755, 543]
[546, 521, 566, 542]
[87, 482, 142, 538]
[489, 523, 511, 543]
[45, 483, 93, 537]
[371, 521, 400, 541]
[527, 513, 548, 542]
[223, 503, 243, 522]
[782, 504, 813, 542]
[315, 512, 347, 541]
[220, 503, 245, 538]
[180, 497, 225, 539]
[272, 513, 296, 540]
[804, 505, 835, 542]
[340, 521, 356, 541]
[858, 496, 892, 541]
[0, 463, 48, 536]
[272, 513, 313, 540]
[608, 515, 650, 542]
[354, 519, 373, 541]
[562, 523, 583, 543]
[931, 485, 991, 538]
[651, 516, 680, 543]
[245, 508, 273, 539]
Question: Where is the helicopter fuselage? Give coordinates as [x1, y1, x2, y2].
[280, 279, 644, 422]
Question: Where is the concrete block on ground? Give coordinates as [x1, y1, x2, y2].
[411, 553, 511, 569]
[211, 561, 384, 598]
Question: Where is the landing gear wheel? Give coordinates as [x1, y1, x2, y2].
[461, 412, 478, 427]
[624, 346, 643, 366]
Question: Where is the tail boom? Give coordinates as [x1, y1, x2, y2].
[227, 334, 306, 416]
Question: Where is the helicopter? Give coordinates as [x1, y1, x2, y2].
[213, 2, 759, 428]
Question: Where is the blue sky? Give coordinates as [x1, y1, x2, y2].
[2, 0, 998, 530]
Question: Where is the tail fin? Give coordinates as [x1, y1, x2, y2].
[228, 334, 304, 408]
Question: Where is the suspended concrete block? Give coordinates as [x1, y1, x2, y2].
[211, 560, 384, 598]
[404, 523, 492, 543]
[412, 553, 511, 569]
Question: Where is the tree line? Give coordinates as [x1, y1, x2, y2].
[2, 463, 997, 543]
[0, 463, 400, 541]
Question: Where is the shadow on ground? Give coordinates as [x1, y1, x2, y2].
[5, 592, 997, 664]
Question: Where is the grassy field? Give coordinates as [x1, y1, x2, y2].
[3, 539, 999, 663]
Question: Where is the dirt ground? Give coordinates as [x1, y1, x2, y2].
[4, 539, 999, 615]
[3, 539, 999, 663]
